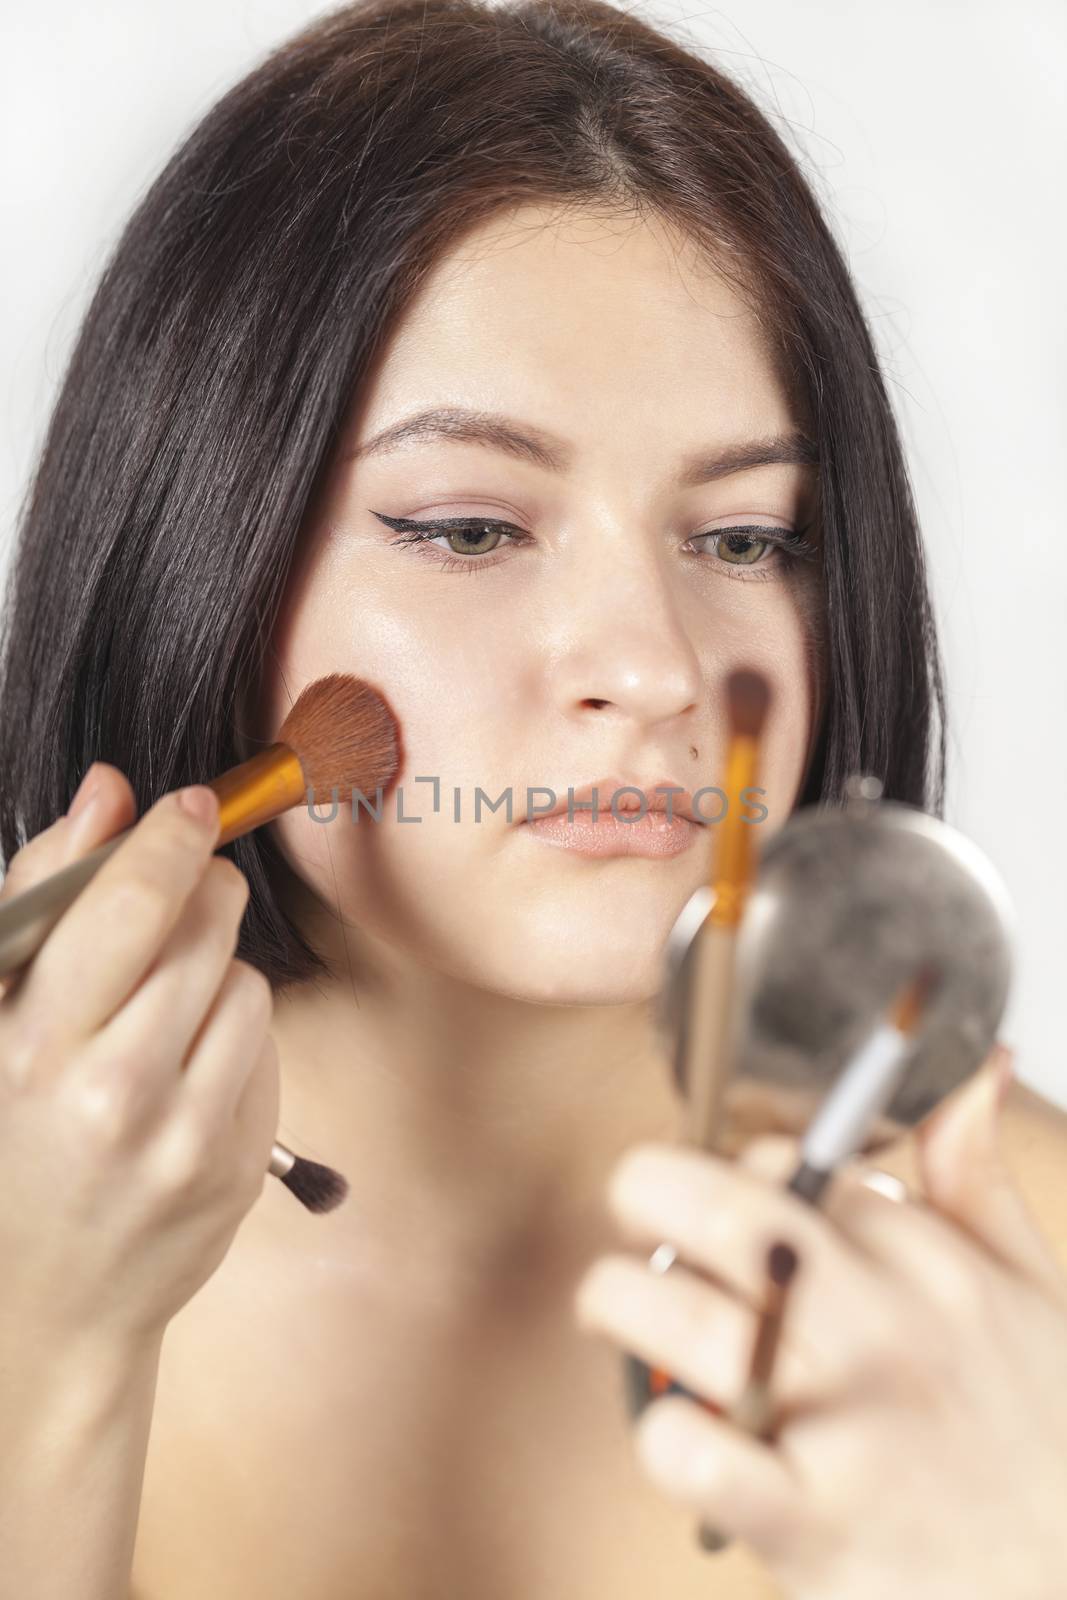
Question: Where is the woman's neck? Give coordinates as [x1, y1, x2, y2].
[262, 920, 684, 1312]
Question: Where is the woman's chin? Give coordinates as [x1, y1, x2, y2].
[470, 959, 667, 1010]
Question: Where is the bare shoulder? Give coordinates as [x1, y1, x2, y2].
[998, 1077, 1067, 1268]
[999, 1074, 1067, 1148]
[868, 1072, 1067, 1274]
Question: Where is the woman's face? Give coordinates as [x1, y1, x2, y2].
[262, 204, 824, 1005]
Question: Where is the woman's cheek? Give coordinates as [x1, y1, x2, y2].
[696, 590, 821, 832]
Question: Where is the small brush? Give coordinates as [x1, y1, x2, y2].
[625, 668, 775, 1468]
[696, 1239, 800, 1553]
[728, 1239, 800, 1439]
[0, 672, 401, 1214]
[680, 668, 772, 1152]
[696, 964, 939, 1551]
[784, 962, 940, 1206]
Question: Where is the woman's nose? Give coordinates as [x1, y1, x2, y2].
[545, 545, 704, 728]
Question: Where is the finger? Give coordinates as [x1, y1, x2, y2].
[0, 764, 135, 1001]
[231, 1032, 281, 1181]
[0, 764, 116, 894]
[16, 783, 219, 1043]
[0, 817, 70, 908]
[681, 1131, 914, 1238]
[0, 825, 67, 1005]
[740, 1113, 1064, 1330]
[734, 1130, 912, 1211]
[0, 761, 134, 932]
[633, 1394, 804, 1560]
[91, 857, 251, 1093]
[177, 960, 275, 1126]
[604, 1141, 883, 1370]
[914, 1045, 1067, 1300]
[736, 1130, 1034, 1322]
[576, 1247, 833, 1402]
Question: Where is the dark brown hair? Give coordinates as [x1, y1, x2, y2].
[0, 0, 946, 991]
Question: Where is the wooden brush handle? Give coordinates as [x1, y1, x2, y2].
[681, 919, 740, 1152]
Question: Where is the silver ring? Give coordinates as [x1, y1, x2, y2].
[857, 1168, 909, 1203]
[648, 1242, 678, 1273]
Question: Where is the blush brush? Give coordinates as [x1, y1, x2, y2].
[0, 672, 401, 1214]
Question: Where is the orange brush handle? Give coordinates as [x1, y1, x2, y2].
[625, 1354, 726, 1419]
[207, 743, 306, 846]
[709, 730, 761, 925]
[0, 744, 308, 981]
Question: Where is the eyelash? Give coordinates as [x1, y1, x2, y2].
[370, 511, 818, 582]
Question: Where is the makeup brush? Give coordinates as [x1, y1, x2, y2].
[696, 1239, 800, 1553]
[624, 670, 774, 1431]
[727, 1239, 800, 1439]
[695, 965, 938, 1552]
[785, 962, 940, 1205]
[0, 672, 400, 1214]
[681, 667, 772, 1152]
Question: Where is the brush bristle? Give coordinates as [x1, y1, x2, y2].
[727, 668, 772, 739]
[767, 1239, 798, 1288]
[891, 961, 941, 1036]
[278, 1154, 350, 1213]
[277, 673, 400, 805]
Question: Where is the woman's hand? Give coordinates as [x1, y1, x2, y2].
[0, 762, 280, 1360]
[574, 1046, 1067, 1600]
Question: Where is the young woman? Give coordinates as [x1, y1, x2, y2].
[2, 2, 1065, 1596]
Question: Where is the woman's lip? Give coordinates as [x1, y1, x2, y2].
[527, 776, 706, 827]
[521, 810, 701, 858]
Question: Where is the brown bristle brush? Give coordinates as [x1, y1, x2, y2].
[0, 672, 401, 1215]
[680, 666, 772, 1153]
[696, 1239, 800, 1553]
[638, 668, 774, 1448]
[695, 966, 938, 1553]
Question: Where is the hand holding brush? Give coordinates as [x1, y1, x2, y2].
[0, 672, 399, 1215]
[693, 966, 939, 1550]
[577, 997, 1067, 1597]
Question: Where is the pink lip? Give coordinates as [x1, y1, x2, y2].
[522, 809, 701, 858]
[520, 774, 706, 858]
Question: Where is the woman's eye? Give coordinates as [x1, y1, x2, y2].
[370, 511, 525, 569]
[705, 528, 771, 565]
[694, 525, 814, 570]
[688, 524, 820, 581]
[369, 510, 818, 580]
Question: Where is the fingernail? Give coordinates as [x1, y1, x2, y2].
[66, 784, 104, 856]
[67, 763, 100, 820]
[178, 785, 219, 826]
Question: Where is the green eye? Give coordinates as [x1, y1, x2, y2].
[371, 510, 818, 582]
[693, 523, 819, 577]
[437, 521, 504, 556]
[713, 530, 770, 566]
[370, 510, 526, 567]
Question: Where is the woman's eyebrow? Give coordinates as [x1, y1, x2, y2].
[348, 406, 819, 486]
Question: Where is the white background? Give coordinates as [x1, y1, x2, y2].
[2, 2, 1064, 1107]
